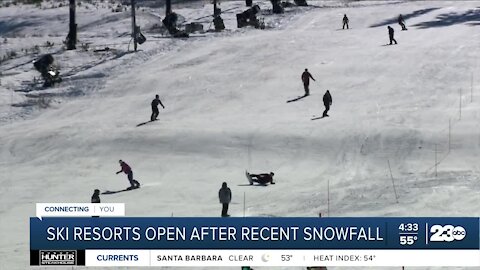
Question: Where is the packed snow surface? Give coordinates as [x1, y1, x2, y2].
[0, 0, 479, 269]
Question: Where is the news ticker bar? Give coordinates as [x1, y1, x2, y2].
[30, 217, 479, 250]
[30, 249, 480, 267]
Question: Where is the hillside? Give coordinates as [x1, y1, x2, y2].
[0, 0, 479, 269]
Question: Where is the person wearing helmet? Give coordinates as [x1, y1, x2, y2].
[249, 172, 275, 185]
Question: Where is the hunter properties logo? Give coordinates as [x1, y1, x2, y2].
[40, 250, 76, 265]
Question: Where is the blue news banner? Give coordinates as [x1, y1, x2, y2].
[30, 217, 479, 250]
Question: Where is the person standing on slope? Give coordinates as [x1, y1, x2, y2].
[116, 160, 140, 189]
[91, 189, 100, 217]
[342, 14, 349, 29]
[248, 172, 275, 185]
[91, 189, 101, 203]
[398, 14, 407, 30]
[388, 26, 397, 45]
[322, 90, 332, 117]
[151, 94, 165, 121]
[301, 68, 315, 96]
[218, 182, 232, 217]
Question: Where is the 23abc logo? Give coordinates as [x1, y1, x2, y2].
[430, 225, 466, 242]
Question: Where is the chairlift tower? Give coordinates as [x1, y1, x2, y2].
[67, 0, 77, 50]
[131, 0, 138, 51]
[166, 0, 172, 16]
[213, 0, 225, 31]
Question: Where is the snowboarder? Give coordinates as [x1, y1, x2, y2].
[398, 14, 407, 30]
[248, 172, 275, 185]
[322, 90, 332, 117]
[151, 94, 165, 121]
[218, 182, 232, 217]
[388, 26, 397, 45]
[91, 189, 101, 203]
[342, 14, 349, 29]
[301, 68, 315, 96]
[116, 160, 140, 189]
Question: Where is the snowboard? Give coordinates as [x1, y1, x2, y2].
[382, 43, 398, 46]
[287, 95, 308, 103]
[245, 170, 253, 185]
[102, 183, 141, 195]
[126, 185, 141, 191]
[311, 115, 328, 120]
[137, 119, 158, 127]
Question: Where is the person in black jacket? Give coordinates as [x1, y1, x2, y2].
[342, 14, 349, 29]
[248, 172, 275, 185]
[151, 95, 165, 121]
[388, 26, 397, 45]
[91, 189, 101, 218]
[218, 182, 232, 217]
[301, 69, 315, 96]
[398, 14, 407, 30]
[91, 189, 101, 203]
[322, 90, 332, 117]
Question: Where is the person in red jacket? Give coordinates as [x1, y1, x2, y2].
[301, 68, 315, 96]
[116, 160, 140, 189]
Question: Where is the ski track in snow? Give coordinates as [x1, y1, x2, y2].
[1, 0, 480, 269]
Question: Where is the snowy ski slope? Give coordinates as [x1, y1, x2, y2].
[0, 0, 479, 269]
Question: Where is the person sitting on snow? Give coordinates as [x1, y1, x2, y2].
[249, 172, 275, 185]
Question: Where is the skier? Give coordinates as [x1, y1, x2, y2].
[116, 160, 140, 189]
[248, 172, 275, 185]
[151, 94, 165, 121]
[398, 14, 407, 30]
[342, 14, 349, 29]
[218, 182, 232, 217]
[301, 68, 315, 96]
[91, 189, 101, 203]
[322, 90, 332, 117]
[387, 26, 397, 45]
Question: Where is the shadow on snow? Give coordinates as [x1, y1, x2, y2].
[369, 8, 440, 28]
[287, 95, 308, 103]
[0, 20, 36, 35]
[412, 8, 480, 28]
